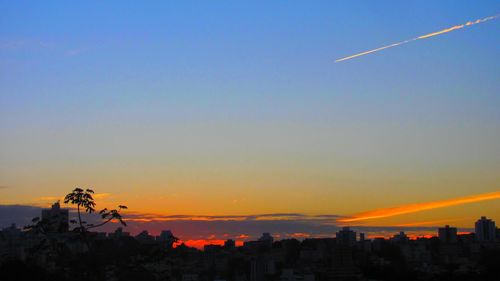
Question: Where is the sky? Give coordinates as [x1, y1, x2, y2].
[1, 1, 500, 246]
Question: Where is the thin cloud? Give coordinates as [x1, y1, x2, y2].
[0, 40, 26, 49]
[38, 196, 62, 202]
[37, 193, 110, 202]
[93, 193, 112, 200]
[65, 47, 88, 56]
[338, 191, 500, 223]
[0, 205, 42, 228]
[122, 212, 340, 222]
[335, 14, 499, 62]
[0, 39, 53, 50]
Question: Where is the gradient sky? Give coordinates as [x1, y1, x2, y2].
[1, 1, 500, 241]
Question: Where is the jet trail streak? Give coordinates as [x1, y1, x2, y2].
[335, 15, 499, 62]
[338, 191, 500, 222]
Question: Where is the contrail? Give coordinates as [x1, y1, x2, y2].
[338, 191, 500, 222]
[335, 15, 499, 62]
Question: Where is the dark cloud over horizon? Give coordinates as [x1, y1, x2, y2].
[0, 205, 42, 228]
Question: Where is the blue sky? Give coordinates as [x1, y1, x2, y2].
[2, 1, 499, 126]
[1, 1, 500, 235]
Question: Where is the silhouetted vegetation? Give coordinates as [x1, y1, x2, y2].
[64, 187, 127, 233]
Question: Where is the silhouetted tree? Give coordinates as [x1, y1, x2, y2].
[64, 187, 127, 250]
[64, 188, 127, 232]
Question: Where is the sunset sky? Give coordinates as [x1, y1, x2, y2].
[1, 1, 499, 246]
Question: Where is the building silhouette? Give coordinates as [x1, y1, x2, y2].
[336, 227, 356, 246]
[391, 231, 409, 243]
[224, 239, 235, 249]
[330, 227, 361, 280]
[2, 213, 500, 280]
[41, 201, 69, 233]
[438, 225, 458, 243]
[475, 216, 496, 242]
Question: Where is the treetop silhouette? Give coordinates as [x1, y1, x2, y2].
[64, 187, 127, 232]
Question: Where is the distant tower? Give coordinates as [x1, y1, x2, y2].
[438, 225, 458, 243]
[41, 201, 69, 233]
[475, 216, 496, 242]
[331, 227, 361, 280]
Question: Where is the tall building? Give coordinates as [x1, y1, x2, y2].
[438, 225, 457, 243]
[41, 201, 69, 233]
[336, 227, 356, 246]
[331, 227, 361, 280]
[475, 216, 496, 242]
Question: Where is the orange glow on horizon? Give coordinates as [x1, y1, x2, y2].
[174, 239, 244, 249]
[338, 191, 500, 223]
[409, 234, 433, 239]
[290, 232, 311, 238]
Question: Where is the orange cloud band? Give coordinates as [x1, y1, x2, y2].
[338, 191, 500, 223]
